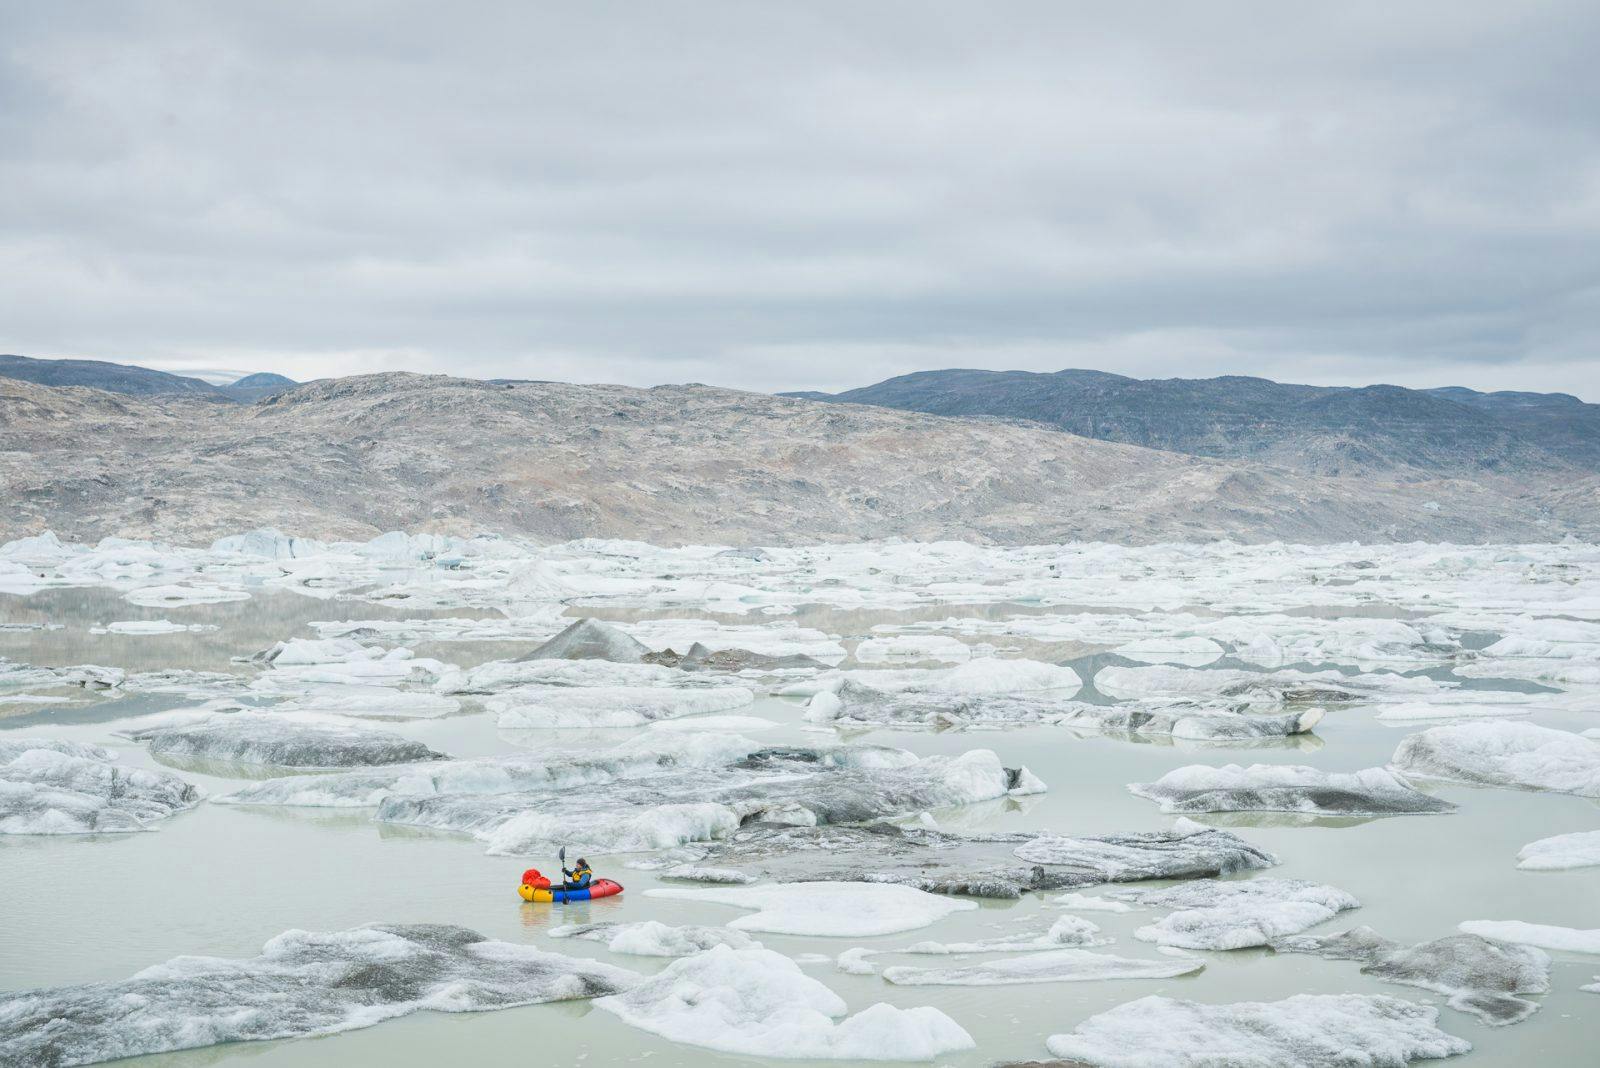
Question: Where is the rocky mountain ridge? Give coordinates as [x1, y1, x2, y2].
[2, 373, 1592, 545]
[785, 368, 1600, 477]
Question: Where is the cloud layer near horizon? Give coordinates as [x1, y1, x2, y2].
[3, 2, 1598, 397]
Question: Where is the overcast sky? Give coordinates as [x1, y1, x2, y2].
[4, 2, 1598, 398]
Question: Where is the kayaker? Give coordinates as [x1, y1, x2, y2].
[562, 857, 593, 890]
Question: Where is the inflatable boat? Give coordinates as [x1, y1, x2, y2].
[518, 868, 623, 902]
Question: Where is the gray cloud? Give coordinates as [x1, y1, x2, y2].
[2, 1, 1598, 397]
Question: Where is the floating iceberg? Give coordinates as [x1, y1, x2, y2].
[1516, 830, 1600, 871]
[593, 945, 974, 1060]
[1112, 878, 1360, 950]
[123, 711, 446, 769]
[0, 738, 200, 834]
[1272, 926, 1550, 1026]
[882, 947, 1203, 986]
[646, 882, 977, 937]
[1129, 763, 1454, 816]
[0, 924, 638, 1066]
[1039, 993, 1470, 1067]
[1391, 722, 1600, 797]
[548, 920, 758, 956]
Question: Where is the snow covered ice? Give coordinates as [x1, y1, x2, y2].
[1129, 763, 1455, 816]
[0, 924, 639, 1066]
[1516, 829, 1600, 870]
[593, 945, 975, 1060]
[0, 738, 200, 834]
[1391, 721, 1600, 796]
[1457, 920, 1600, 955]
[1271, 926, 1551, 1026]
[1037, 993, 1470, 1067]
[646, 881, 977, 936]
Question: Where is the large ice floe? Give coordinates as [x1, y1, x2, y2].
[1270, 926, 1551, 1026]
[646, 882, 977, 936]
[1516, 829, 1600, 870]
[1108, 878, 1361, 950]
[219, 735, 1037, 856]
[594, 945, 974, 1060]
[1128, 763, 1454, 817]
[548, 920, 759, 956]
[1391, 722, 1600, 797]
[0, 738, 200, 834]
[0, 924, 639, 1067]
[119, 710, 447, 769]
[655, 819, 1274, 898]
[881, 947, 1203, 986]
[1033, 993, 1470, 1067]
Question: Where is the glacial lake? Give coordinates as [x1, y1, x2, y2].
[3, 540, 1599, 1067]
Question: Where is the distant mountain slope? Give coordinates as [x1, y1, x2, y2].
[786, 369, 1597, 476]
[1, 374, 1592, 545]
[222, 372, 298, 402]
[0, 354, 295, 403]
[1424, 386, 1600, 467]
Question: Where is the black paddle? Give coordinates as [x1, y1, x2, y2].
[558, 846, 566, 892]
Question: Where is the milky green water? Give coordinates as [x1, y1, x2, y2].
[2, 591, 1597, 1066]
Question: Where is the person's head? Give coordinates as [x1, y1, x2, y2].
[576, 857, 588, 867]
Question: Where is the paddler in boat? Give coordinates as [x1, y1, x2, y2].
[562, 856, 594, 891]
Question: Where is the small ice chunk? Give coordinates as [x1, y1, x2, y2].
[836, 947, 878, 975]
[1516, 830, 1600, 871]
[646, 882, 976, 937]
[883, 948, 1202, 986]
[1392, 722, 1600, 797]
[1130, 763, 1453, 816]
[1375, 701, 1530, 722]
[1457, 920, 1600, 955]
[1115, 878, 1360, 950]
[549, 921, 758, 957]
[1052, 893, 1134, 914]
[1042, 993, 1471, 1067]
[90, 620, 217, 635]
[594, 945, 974, 1060]
[123, 583, 249, 607]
